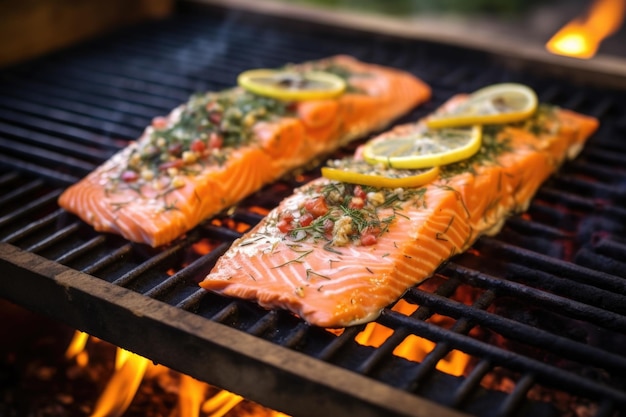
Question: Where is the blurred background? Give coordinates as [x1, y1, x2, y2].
[2, 0, 625, 69]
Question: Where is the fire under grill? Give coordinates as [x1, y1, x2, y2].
[1, 4, 626, 417]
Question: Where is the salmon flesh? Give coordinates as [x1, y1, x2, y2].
[58, 56, 430, 247]
[200, 96, 599, 327]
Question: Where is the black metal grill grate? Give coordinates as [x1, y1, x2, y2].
[1, 4, 626, 417]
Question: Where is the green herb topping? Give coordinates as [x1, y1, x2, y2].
[272, 182, 425, 249]
[273, 104, 560, 248]
[105, 61, 366, 202]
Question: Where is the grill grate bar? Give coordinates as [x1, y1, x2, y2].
[110, 242, 189, 287]
[12, 68, 184, 112]
[246, 310, 280, 336]
[553, 175, 626, 202]
[406, 287, 626, 373]
[0, 189, 61, 229]
[210, 301, 240, 323]
[0, 178, 44, 210]
[503, 217, 571, 240]
[20, 58, 193, 100]
[175, 287, 206, 310]
[279, 322, 311, 349]
[0, 155, 80, 185]
[80, 243, 134, 275]
[0, 95, 141, 140]
[316, 326, 363, 362]
[54, 235, 108, 265]
[505, 263, 626, 315]
[475, 237, 626, 295]
[575, 248, 626, 278]
[380, 310, 626, 406]
[591, 235, 626, 259]
[355, 277, 462, 376]
[143, 248, 220, 299]
[0, 88, 149, 133]
[451, 359, 492, 408]
[1, 5, 625, 416]
[496, 373, 535, 417]
[409, 290, 496, 391]
[24, 223, 81, 254]
[0, 135, 96, 174]
[445, 263, 626, 331]
[3, 77, 168, 121]
[0, 115, 116, 161]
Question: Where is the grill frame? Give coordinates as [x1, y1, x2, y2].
[1, 3, 626, 417]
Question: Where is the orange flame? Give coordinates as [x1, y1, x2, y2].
[202, 390, 244, 417]
[179, 374, 207, 417]
[64, 330, 290, 416]
[91, 348, 149, 417]
[546, 0, 626, 59]
[355, 299, 471, 377]
[65, 331, 90, 367]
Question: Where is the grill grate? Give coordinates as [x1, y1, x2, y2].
[1, 4, 626, 417]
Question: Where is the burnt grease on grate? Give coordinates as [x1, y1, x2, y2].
[1, 4, 626, 417]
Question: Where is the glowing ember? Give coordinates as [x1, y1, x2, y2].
[193, 238, 220, 255]
[546, 0, 626, 59]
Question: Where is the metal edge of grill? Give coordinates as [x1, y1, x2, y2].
[1, 3, 626, 417]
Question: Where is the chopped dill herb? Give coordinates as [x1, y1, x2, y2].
[272, 249, 313, 268]
[306, 269, 331, 280]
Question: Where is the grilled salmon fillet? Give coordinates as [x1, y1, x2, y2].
[200, 96, 599, 327]
[58, 56, 430, 247]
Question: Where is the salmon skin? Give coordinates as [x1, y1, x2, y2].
[200, 96, 599, 328]
[58, 56, 430, 247]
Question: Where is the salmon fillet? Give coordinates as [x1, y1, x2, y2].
[200, 95, 599, 327]
[58, 56, 430, 247]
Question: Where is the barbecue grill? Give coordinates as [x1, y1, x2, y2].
[1, 2, 626, 417]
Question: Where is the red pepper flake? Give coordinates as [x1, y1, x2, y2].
[353, 185, 367, 200]
[159, 159, 184, 171]
[209, 112, 222, 124]
[277, 219, 294, 233]
[151, 116, 168, 130]
[168, 143, 183, 156]
[348, 197, 364, 210]
[299, 213, 314, 227]
[209, 133, 223, 149]
[281, 211, 295, 223]
[190, 139, 206, 153]
[360, 233, 377, 246]
[322, 218, 334, 237]
[304, 196, 328, 218]
[121, 170, 139, 182]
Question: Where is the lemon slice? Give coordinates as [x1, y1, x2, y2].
[426, 83, 538, 129]
[321, 160, 440, 188]
[362, 125, 482, 169]
[238, 69, 346, 101]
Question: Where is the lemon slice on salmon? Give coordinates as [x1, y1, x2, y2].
[363, 125, 482, 169]
[321, 159, 440, 188]
[238, 69, 346, 101]
[426, 83, 538, 129]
